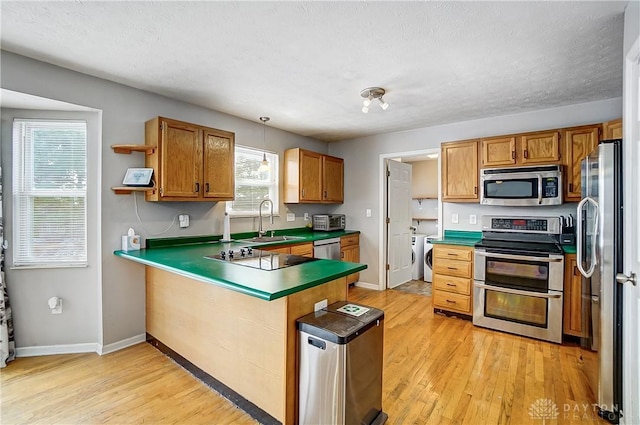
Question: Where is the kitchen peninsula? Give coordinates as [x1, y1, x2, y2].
[115, 233, 365, 425]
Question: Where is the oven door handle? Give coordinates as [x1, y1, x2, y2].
[475, 282, 562, 299]
[475, 251, 563, 263]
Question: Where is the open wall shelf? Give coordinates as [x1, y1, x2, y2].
[111, 144, 156, 155]
[111, 186, 156, 195]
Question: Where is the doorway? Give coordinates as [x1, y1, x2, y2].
[378, 148, 442, 291]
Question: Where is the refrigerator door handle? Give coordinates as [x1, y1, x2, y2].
[576, 196, 598, 278]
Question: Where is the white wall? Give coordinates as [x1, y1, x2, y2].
[329, 98, 622, 287]
[0, 51, 333, 350]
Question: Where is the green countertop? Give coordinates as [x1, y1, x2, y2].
[114, 229, 366, 301]
[429, 230, 482, 247]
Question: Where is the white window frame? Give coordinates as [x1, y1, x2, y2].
[226, 145, 279, 217]
[12, 118, 88, 267]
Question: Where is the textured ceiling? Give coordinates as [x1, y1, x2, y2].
[0, 1, 627, 142]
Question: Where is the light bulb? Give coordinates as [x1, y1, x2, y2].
[363, 96, 373, 107]
[362, 105, 369, 113]
[257, 153, 270, 172]
[378, 98, 389, 110]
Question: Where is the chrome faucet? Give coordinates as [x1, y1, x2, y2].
[258, 198, 274, 237]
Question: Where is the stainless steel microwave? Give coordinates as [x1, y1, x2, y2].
[480, 165, 562, 206]
[312, 214, 346, 231]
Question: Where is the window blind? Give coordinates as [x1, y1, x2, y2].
[12, 119, 87, 266]
[227, 145, 279, 216]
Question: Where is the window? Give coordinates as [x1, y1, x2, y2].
[227, 145, 279, 216]
[12, 119, 87, 267]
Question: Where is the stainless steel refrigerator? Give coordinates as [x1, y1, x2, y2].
[577, 139, 623, 424]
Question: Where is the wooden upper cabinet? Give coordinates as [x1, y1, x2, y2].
[203, 128, 235, 199]
[441, 140, 479, 202]
[481, 136, 516, 167]
[145, 117, 234, 202]
[299, 149, 322, 202]
[284, 148, 344, 204]
[322, 155, 344, 203]
[519, 131, 561, 165]
[563, 124, 601, 202]
[603, 119, 622, 139]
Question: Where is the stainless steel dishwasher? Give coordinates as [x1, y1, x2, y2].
[313, 237, 341, 260]
[297, 301, 387, 425]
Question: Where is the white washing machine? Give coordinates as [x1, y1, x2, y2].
[411, 234, 426, 280]
[423, 235, 437, 283]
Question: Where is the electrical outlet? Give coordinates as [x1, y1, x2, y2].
[314, 299, 328, 312]
[451, 213, 459, 224]
[304, 213, 309, 221]
[179, 214, 189, 228]
[469, 214, 477, 224]
[366, 208, 372, 217]
[286, 213, 295, 222]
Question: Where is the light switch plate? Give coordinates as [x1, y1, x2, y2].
[304, 213, 309, 221]
[179, 214, 189, 228]
[451, 213, 459, 224]
[366, 208, 372, 217]
[286, 213, 295, 222]
[469, 214, 477, 224]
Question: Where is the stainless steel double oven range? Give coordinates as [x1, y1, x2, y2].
[473, 216, 564, 343]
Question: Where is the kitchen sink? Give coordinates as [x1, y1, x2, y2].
[239, 235, 306, 243]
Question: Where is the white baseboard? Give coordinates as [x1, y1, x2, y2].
[16, 342, 98, 357]
[354, 280, 381, 290]
[16, 333, 147, 357]
[98, 333, 146, 355]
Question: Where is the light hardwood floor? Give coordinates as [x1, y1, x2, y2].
[1, 287, 607, 425]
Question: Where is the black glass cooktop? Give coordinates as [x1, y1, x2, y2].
[205, 248, 318, 271]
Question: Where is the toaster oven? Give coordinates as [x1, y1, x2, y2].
[312, 214, 346, 231]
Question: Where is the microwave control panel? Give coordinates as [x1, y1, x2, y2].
[542, 177, 559, 198]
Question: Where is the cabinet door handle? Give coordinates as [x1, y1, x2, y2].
[341, 252, 345, 259]
[524, 150, 529, 159]
[446, 299, 457, 304]
[447, 267, 457, 270]
[205, 183, 210, 193]
[511, 151, 515, 159]
[574, 266, 578, 276]
[324, 190, 327, 198]
[569, 183, 573, 192]
[301, 188, 305, 197]
[195, 182, 200, 193]
[446, 283, 456, 287]
[474, 186, 478, 195]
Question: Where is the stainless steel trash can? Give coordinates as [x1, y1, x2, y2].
[297, 301, 387, 425]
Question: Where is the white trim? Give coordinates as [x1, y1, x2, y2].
[354, 280, 379, 290]
[14, 333, 147, 357]
[378, 148, 441, 291]
[16, 343, 98, 357]
[97, 333, 146, 355]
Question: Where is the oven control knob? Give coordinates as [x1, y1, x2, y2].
[220, 251, 226, 259]
[247, 247, 253, 255]
[240, 248, 245, 256]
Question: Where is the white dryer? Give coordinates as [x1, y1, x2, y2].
[423, 235, 437, 283]
[411, 234, 427, 280]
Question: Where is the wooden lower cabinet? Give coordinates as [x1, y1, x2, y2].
[563, 253, 583, 337]
[432, 244, 474, 318]
[262, 242, 313, 256]
[340, 234, 360, 285]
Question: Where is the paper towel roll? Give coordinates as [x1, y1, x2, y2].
[221, 212, 232, 242]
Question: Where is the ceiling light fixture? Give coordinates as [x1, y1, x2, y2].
[258, 116, 270, 173]
[360, 87, 389, 113]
